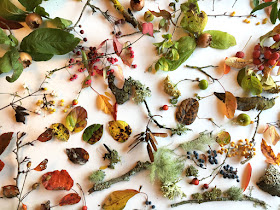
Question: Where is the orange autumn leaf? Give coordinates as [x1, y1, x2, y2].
[241, 163, 252, 192]
[224, 57, 231, 74]
[261, 139, 280, 165]
[224, 91, 237, 119]
[96, 94, 114, 116]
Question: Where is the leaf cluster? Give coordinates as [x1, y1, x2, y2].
[251, 1, 279, 24]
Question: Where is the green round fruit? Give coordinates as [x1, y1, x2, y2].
[144, 11, 154, 22]
[237, 113, 251, 126]
[198, 79, 208, 90]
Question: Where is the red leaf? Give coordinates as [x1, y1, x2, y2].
[0, 160, 5, 172]
[59, 193, 81, 206]
[0, 17, 23, 30]
[224, 57, 231, 74]
[37, 129, 53, 142]
[241, 163, 252, 192]
[0, 132, 13, 156]
[2, 185, 19, 198]
[113, 103, 118, 121]
[34, 159, 48, 171]
[97, 39, 108, 50]
[42, 170, 73, 191]
[113, 36, 123, 56]
[142, 22, 153, 36]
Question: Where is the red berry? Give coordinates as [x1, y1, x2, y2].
[203, 184, 209, 189]
[264, 50, 272, 59]
[236, 51, 245, 58]
[130, 54, 134, 58]
[69, 58, 74, 63]
[80, 30, 84, 34]
[258, 65, 264, 70]
[270, 52, 279, 60]
[82, 206, 87, 210]
[76, 51, 81, 56]
[162, 105, 168, 110]
[132, 64, 137, 68]
[83, 38, 87, 42]
[268, 59, 277, 66]
[253, 50, 261, 58]
[253, 58, 262, 65]
[254, 44, 261, 51]
[79, 25, 82, 28]
[191, 178, 199, 185]
[72, 99, 78, 106]
[273, 34, 280, 42]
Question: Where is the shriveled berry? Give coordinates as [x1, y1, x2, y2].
[236, 51, 245, 58]
[273, 34, 280, 42]
[162, 105, 168, 110]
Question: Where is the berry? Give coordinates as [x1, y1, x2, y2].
[79, 25, 82, 28]
[199, 163, 203, 167]
[83, 38, 88, 42]
[264, 50, 272, 59]
[69, 58, 74, 63]
[237, 179, 240, 182]
[258, 65, 264, 70]
[162, 105, 169, 110]
[198, 79, 208, 90]
[236, 51, 245, 58]
[209, 159, 214, 165]
[148, 201, 152, 205]
[76, 51, 81, 56]
[253, 50, 261, 58]
[145, 201, 149, 205]
[82, 206, 87, 210]
[22, 204, 27, 210]
[220, 170, 224, 175]
[151, 205, 156, 209]
[144, 11, 154, 22]
[72, 99, 78, 106]
[80, 30, 84, 34]
[237, 113, 251, 126]
[203, 184, 209, 189]
[132, 64, 137, 68]
[268, 59, 277, 66]
[214, 159, 218, 164]
[207, 150, 211, 154]
[273, 34, 280, 42]
[187, 156, 191, 159]
[254, 44, 261, 51]
[253, 58, 262, 65]
[270, 52, 279, 60]
[187, 151, 191, 155]
[191, 178, 199, 185]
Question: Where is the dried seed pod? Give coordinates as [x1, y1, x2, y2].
[175, 98, 199, 125]
[25, 13, 42, 29]
[130, 0, 145, 11]
[197, 33, 212, 48]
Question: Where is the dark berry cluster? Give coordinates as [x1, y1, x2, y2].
[145, 200, 156, 209]
[220, 164, 239, 182]
[207, 150, 218, 165]
[187, 151, 205, 168]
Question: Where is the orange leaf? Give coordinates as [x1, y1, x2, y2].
[261, 139, 279, 165]
[33, 159, 48, 171]
[225, 91, 237, 119]
[224, 57, 231, 74]
[59, 193, 81, 206]
[97, 94, 114, 116]
[269, 126, 280, 146]
[241, 163, 252, 192]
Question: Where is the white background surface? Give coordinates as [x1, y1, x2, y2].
[0, 0, 280, 209]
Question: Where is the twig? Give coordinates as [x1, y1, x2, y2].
[88, 161, 151, 194]
[232, 0, 238, 8]
[185, 65, 218, 82]
[208, 13, 256, 18]
[68, 0, 91, 31]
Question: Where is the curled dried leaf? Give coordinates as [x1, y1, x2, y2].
[2, 185, 19, 198]
[37, 128, 53, 142]
[33, 159, 48, 171]
[225, 57, 253, 69]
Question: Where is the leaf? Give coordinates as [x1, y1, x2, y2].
[253, 0, 259, 7]
[102, 189, 139, 210]
[47, 17, 73, 29]
[216, 131, 231, 146]
[214, 92, 275, 111]
[149, 9, 171, 20]
[19, 0, 42, 11]
[266, 125, 280, 145]
[0, 132, 13, 156]
[0, 17, 23, 30]
[81, 50, 89, 70]
[224, 57, 231, 74]
[28, 52, 54, 62]
[37, 128, 53, 142]
[0, 28, 13, 45]
[225, 57, 252, 69]
[66, 148, 89, 165]
[113, 36, 123, 56]
[237, 68, 246, 86]
[50, 123, 70, 141]
[82, 75, 91, 89]
[204, 30, 236, 49]
[114, 65, 124, 81]
[2, 185, 19, 198]
[180, 11, 208, 35]
[34, 6, 49, 17]
[20, 28, 80, 57]
[97, 95, 114, 116]
[270, 2, 278, 24]
[225, 91, 237, 119]
[261, 139, 280, 165]
[42, 170, 73, 191]
[251, 2, 275, 14]
[142, 22, 153, 36]
[82, 124, 103, 145]
[0, 0, 27, 21]
[242, 163, 252, 192]
[65, 106, 88, 133]
[8, 34, 18, 47]
[33, 159, 48, 171]
[59, 193, 81, 206]
[108, 120, 132, 143]
[241, 75, 263, 95]
[0, 160, 5, 172]
[120, 42, 133, 67]
[176, 98, 199, 125]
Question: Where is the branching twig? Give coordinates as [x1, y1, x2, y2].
[185, 65, 218, 82]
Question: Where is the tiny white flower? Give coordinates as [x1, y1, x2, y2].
[50, 90, 58, 97]
[35, 108, 42, 115]
[23, 83, 29, 89]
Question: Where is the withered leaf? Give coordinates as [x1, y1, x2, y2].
[37, 128, 53, 142]
[97, 94, 114, 116]
[66, 148, 89, 165]
[225, 57, 253, 69]
[82, 124, 103, 145]
[65, 106, 88, 133]
[113, 36, 123, 56]
[42, 170, 73, 191]
[225, 91, 237, 119]
[103, 189, 140, 210]
[15, 106, 29, 124]
[0, 17, 23, 30]
[0, 132, 13, 156]
[214, 92, 275, 111]
[40, 200, 51, 210]
[59, 193, 81, 206]
[261, 139, 280, 165]
[268, 125, 280, 146]
[152, 133, 168, 138]
[33, 159, 48, 171]
[149, 9, 172, 20]
[120, 42, 134, 67]
[242, 163, 252, 192]
[0, 160, 4, 172]
[216, 131, 231, 146]
[2, 185, 19, 198]
[51, 123, 70, 141]
[175, 98, 199, 125]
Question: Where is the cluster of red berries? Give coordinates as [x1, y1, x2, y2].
[190, 178, 209, 189]
[107, 57, 118, 64]
[78, 68, 86, 73]
[70, 74, 78, 81]
[128, 47, 135, 58]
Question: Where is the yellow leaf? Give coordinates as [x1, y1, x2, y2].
[108, 120, 132, 143]
[105, 92, 112, 98]
[97, 95, 114, 116]
[51, 123, 70, 141]
[225, 91, 237, 119]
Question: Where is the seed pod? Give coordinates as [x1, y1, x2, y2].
[25, 13, 42, 29]
[130, 0, 145, 11]
[197, 33, 212, 48]
[27, 161, 31, 168]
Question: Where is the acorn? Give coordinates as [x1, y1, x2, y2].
[197, 33, 212, 48]
[19, 52, 32, 68]
[130, 0, 145, 11]
[25, 13, 42, 29]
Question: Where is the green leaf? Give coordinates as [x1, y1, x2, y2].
[0, 51, 13, 73]
[270, 2, 278, 24]
[204, 30, 236, 49]
[237, 68, 246, 86]
[156, 57, 169, 71]
[20, 28, 80, 55]
[180, 0, 199, 13]
[241, 75, 262, 95]
[216, 131, 231, 146]
[65, 106, 88, 133]
[48, 17, 72, 29]
[171, 49, 179, 61]
[34, 6, 49, 17]
[8, 34, 18, 47]
[261, 75, 276, 90]
[81, 50, 89, 70]
[0, 0, 27, 21]
[251, 2, 275, 14]
[19, 0, 42, 11]
[180, 11, 208, 35]
[0, 28, 12, 45]
[159, 18, 166, 28]
[253, 0, 259, 7]
[28, 52, 53, 61]
[82, 124, 103, 145]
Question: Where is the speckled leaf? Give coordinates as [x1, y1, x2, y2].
[180, 11, 208, 35]
[42, 170, 73, 191]
[216, 131, 231, 146]
[103, 189, 139, 210]
[175, 98, 199, 125]
[65, 106, 88, 133]
[33, 159, 48, 171]
[225, 91, 237, 119]
[59, 193, 81, 206]
[66, 148, 89, 165]
[2, 185, 19, 198]
[108, 120, 132, 143]
[51, 123, 70, 141]
[0, 160, 4, 172]
[37, 128, 53, 142]
[204, 30, 236, 49]
[0, 132, 13, 156]
[261, 139, 280, 165]
[82, 124, 103, 145]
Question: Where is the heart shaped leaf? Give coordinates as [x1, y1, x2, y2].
[65, 106, 88, 133]
[51, 123, 70, 141]
[108, 120, 132, 143]
[59, 193, 81, 206]
[82, 124, 103, 145]
[42, 170, 73, 191]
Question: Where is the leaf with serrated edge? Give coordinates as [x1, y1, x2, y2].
[261, 139, 279, 165]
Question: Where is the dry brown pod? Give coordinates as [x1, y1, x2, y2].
[197, 33, 212, 48]
[25, 13, 42, 29]
[130, 0, 145, 11]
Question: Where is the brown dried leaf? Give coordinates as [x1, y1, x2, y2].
[66, 148, 89, 165]
[149, 9, 172, 20]
[152, 133, 168, 138]
[33, 159, 48, 171]
[37, 129, 53, 142]
[269, 126, 280, 146]
[261, 139, 280, 165]
[42, 170, 73, 191]
[59, 193, 81, 206]
[225, 91, 237, 119]
[175, 98, 199, 125]
[2, 185, 19, 198]
[147, 143, 154, 162]
[225, 57, 253, 69]
[0, 132, 13, 156]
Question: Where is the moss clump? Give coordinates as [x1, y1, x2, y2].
[185, 165, 199, 177]
[202, 188, 222, 200]
[225, 186, 243, 200]
[191, 192, 203, 200]
[89, 170, 105, 183]
[104, 149, 121, 169]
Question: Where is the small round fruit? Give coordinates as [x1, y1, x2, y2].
[270, 52, 279, 60]
[236, 51, 245, 58]
[264, 50, 272, 59]
[198, 79, 208, 90]
[254, 44, 261, 51]
[268, 59, 277, 66]
[82, 206, 87, 210]
[237, 113, 251, 126]
[130, 0, 145, 11]
[144, 11, 154, 22]
[253, 58, 262, 65]
[253, 50, 261, 58]
[197, 33, 212, 48]
[72, 99, 78, 106]
[191, 178, 199, 185]
[203, 183, 209, 189]
[25, 13, 42, 29]
[162, 105, 169, 110]
[273, 34, 280, 42]
[19, 52, 32, 68]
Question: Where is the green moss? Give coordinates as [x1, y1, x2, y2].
[185, 165, 199, 177]
[89, 170, 105, 183]
[192, 192, 203, 200]
[225, 187, 243, 200]
[161, 181, 186, 200]
[203, 188, 222, 200]
[104, 149, 121, 169]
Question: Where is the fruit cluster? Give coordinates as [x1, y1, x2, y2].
[207, 149, 219, 165]
[187, 151, 206, 168]
[220, 164, 240, 182]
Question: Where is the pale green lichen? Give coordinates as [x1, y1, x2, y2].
[132, 79, 151, 104]
[185, 165, 199, 177]
[89, 170, 105, 183]
[202, 188, 222, 200]
[225, 186, 243, 200]
[171, 123, 191, 136]
[161, 181, 186, 200]
[104, 149, 121, 169]
[191, 192, 203, 200]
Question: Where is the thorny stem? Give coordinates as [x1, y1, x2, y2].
[88, 161, 151, 194]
